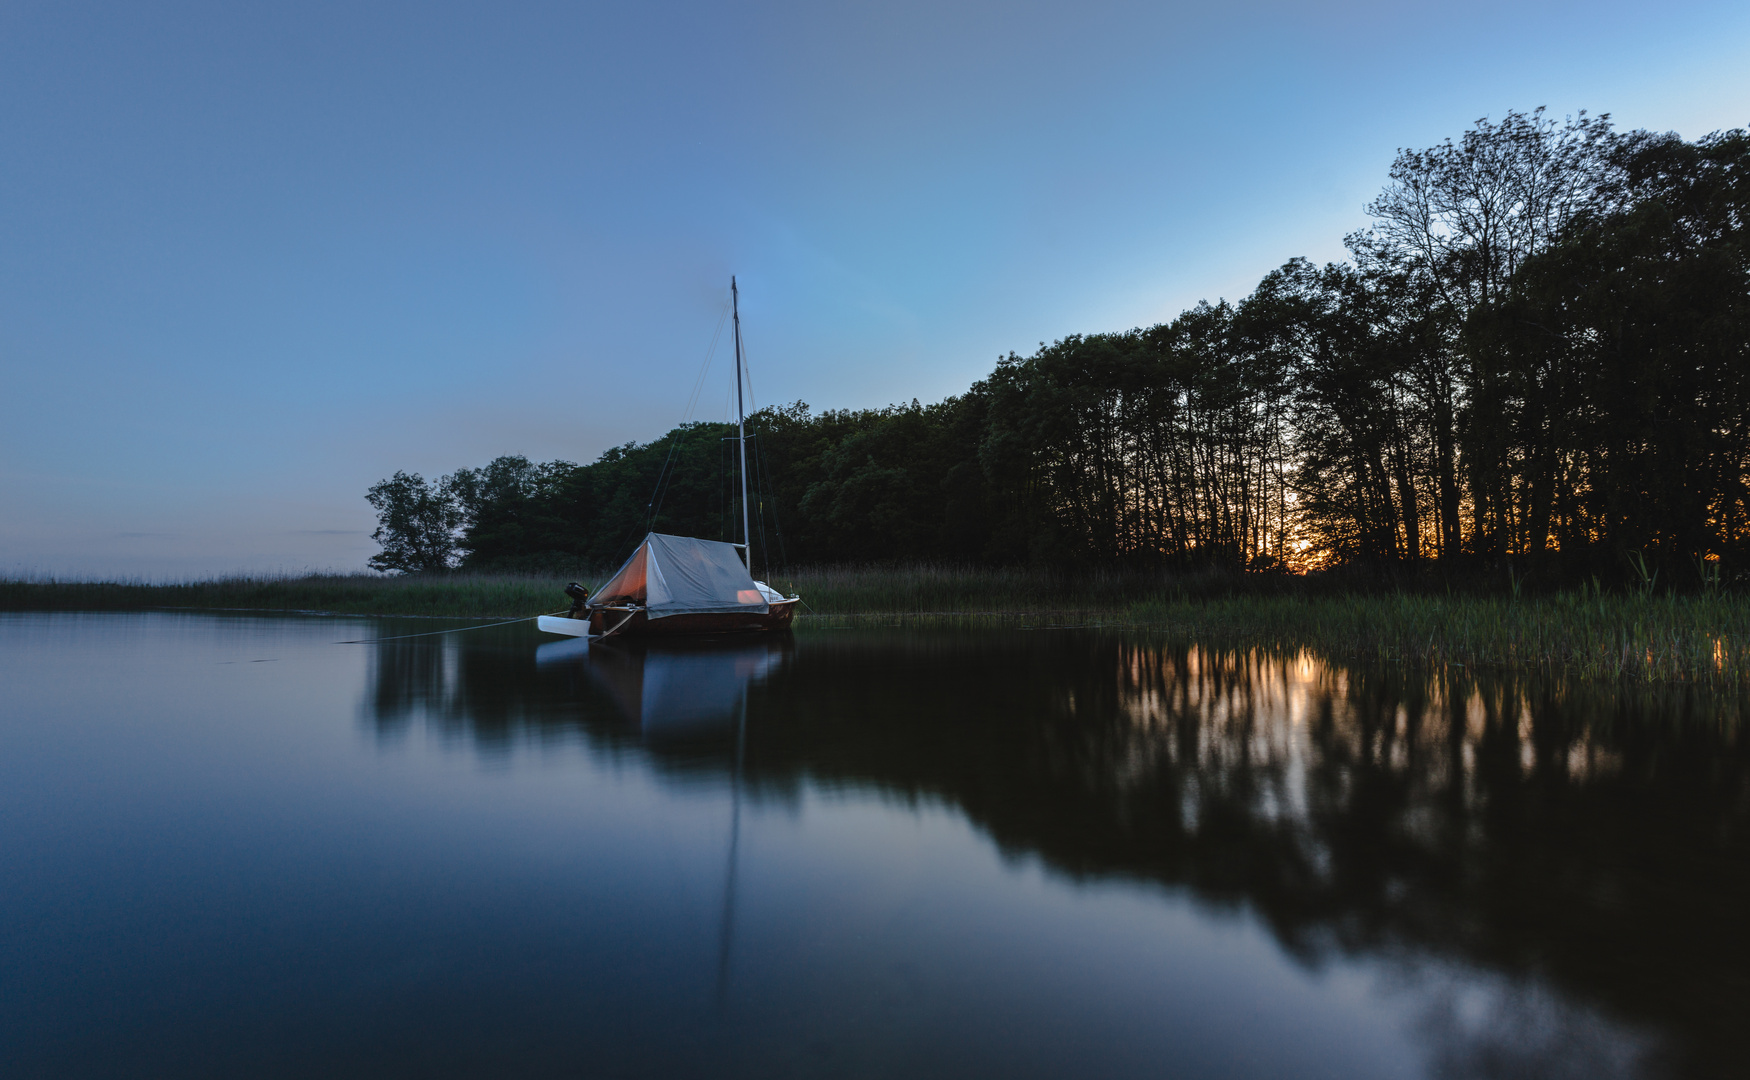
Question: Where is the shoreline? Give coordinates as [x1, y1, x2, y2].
[6, 573, 1750, 684]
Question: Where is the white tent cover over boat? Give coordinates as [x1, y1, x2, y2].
[591, 533, 771, 619]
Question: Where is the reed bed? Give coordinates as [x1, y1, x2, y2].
[0, 572, 599, 619]
[1124, 591, 1750, 685]
[7, 566, 1749, 683]
[765, 563, 1200, 615]
[0, 564, 1202, 620]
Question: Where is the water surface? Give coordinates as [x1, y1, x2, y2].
[1, 612, 1744, 1078]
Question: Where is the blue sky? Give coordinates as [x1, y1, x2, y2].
[3, 0, 1747, 577]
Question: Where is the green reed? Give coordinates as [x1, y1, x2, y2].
[772, 566, 1750, 682]
[764, 563, 1195, 615]
[1123, 591, 1750, 684]
[0, 564, 1157, 619]
[0, 571, 603, 619]
[8, 565, 1748, 683]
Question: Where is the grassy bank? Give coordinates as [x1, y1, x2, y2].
[1120, 591, 1750, 684]
[7, 568, 1750, 683]
[0, 573, 588, 619]
[767, 564, 1216, 615]
[0, 564, 1212, 619]
[789, 570, 1750, 685]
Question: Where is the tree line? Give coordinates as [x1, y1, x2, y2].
[368, 109, 1750, 586]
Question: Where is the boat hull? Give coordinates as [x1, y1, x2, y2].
[588, 599, 798, 638]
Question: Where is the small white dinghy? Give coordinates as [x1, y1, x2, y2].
[535, 614, 593, 639]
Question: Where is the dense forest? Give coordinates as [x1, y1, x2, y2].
[367, 110, 1750, 586]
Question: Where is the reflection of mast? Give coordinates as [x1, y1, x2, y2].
[715, 692, 746, 1009]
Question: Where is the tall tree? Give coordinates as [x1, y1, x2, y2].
[1354, 108, 1619, 559]
[446, 455, 579, 569]
[365, 471, 461, 573]
[1476, 127, 1750, 573]
[362, 113, 1748, 586]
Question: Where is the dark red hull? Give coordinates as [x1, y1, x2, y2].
[587, 599, 798, 638]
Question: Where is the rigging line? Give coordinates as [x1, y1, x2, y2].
[639, 301, 732, 544]
[683, 302, 734, 419]
[643, 303, 736, 537]
[752, 424, 790, 570]
[718, 434, 731, 543]
[743, 430, 771, 579]
[735, 322, 779, 573]
[648, 303, 730, 512]
[725, 430, 737, 546]
[335, 610, 568, 645]
[755, 490, 770, 581]
[738, 324, 758, 412]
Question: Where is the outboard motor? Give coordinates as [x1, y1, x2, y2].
[564, 582, 590, 618]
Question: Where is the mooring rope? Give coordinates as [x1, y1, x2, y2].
[335, 609, 569, 645]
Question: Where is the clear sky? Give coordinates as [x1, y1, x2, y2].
[3, 0, 1747, 578]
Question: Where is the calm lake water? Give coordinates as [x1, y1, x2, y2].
[2, 612, 1746, 1079]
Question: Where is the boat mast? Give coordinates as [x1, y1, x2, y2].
[731, 277, 752, 572]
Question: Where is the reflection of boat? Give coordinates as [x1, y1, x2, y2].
[536, 628, 778, 999]
[538, 635, 789, 737]
[537, 277, 799, 641]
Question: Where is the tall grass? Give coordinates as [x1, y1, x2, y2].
[1123, 590, 1750, 684]
[773, 566, 1750, 683]
[764, 563, 1217, 615]
[0, 563, 1208, 619]
[7, 566, 1748, 683]
[0, 572, 599, 619]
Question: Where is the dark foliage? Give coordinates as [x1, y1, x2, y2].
[364, 471, 461, 573]
[368, 113, 1749, 586]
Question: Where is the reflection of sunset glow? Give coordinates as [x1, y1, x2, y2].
[1105, 646, 1645, 806]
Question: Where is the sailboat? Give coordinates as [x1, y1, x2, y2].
[537, 278, 801, 640]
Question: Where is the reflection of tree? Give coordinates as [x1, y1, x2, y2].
[365, 630, 1748, 1078]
